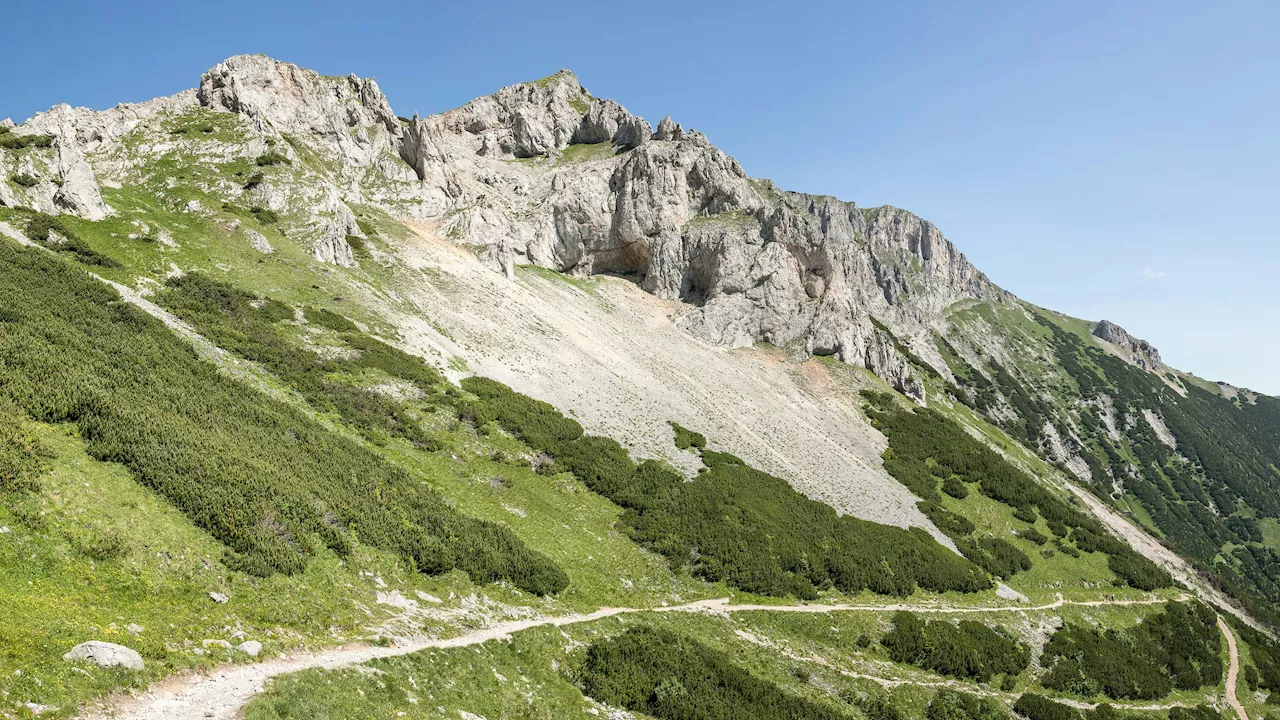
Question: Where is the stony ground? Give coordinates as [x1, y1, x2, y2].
[388, 220, 944, 541]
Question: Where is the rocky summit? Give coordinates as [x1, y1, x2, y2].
[2, 54, 1279, 720]
[5, 55, 1003, 402]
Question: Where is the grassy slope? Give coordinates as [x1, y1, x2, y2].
[0, 418, 477, 716]
[245, 599, 1224, 720]
[947, 299, 1280, 625]
[0, 224, 1180, 716]
[0, 103, 1235, 719]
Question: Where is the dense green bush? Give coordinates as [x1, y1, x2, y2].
[942, 475, 970, 499]
[10, 173, 39, 188]
[462, 376, 584, 449]
[882, 612, 1029, 683]
[1235, 621, 1280, 693]
[0, 132, 53, 150]
[579, 625, 853, 720]
[255, 150, 290, 166]
[1020, 528, 1049, 545]
[242, 171, 264, 190]
[1040, 601, 1220, 700]
[249, 206, 280, 225]
[304, 306, 360, 333]
[345, 235, 369, 257]
[853, 693, 904, 720]
[0, 243, 566, 594]
[464, 378, 990, 598]
[670, 421, 706, 450]
[1013, 694, 1081, 720]
[926, 690, 1009, 720]
[956, 536, 1032, 579]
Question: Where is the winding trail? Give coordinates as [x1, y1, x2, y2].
[76, 593, 1186, 720]
[1220, 616, 1249, 720]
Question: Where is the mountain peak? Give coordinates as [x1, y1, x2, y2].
[1092, 319, 1162, 371]
[197, 53, 399, 164]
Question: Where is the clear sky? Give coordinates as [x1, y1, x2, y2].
[3, 1, 1277, 393]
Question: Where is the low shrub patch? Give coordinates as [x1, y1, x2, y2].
[1039, 601, 1221, 699]
[882, 611, 1029, 683]
[580, 625, 853, 720]
[0, 132, 53, 150]
[462, 378, 990, 598]
[862, 391, 1173, 589]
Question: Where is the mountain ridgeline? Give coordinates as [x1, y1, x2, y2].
[3, 53, 1278, 614]
[3, 51, 1280, 719]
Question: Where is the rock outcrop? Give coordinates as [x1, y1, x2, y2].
[310, 189, 359, 267]
[245, 229, 274, 254]
[1093, 319, 1162, 371]
[198, 54, 400, 168]
[5, 56, 1002, 398]
[1, 106, 116, 221]
[52, 129, 113, 220]
[387, 70, 999, 399]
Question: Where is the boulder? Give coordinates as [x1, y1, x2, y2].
[245, 229, 274, 254]
[63, 641, 144, 671]
[237, 640, 262, 657]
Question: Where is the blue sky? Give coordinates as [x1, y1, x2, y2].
[4, 1, 1277, 393]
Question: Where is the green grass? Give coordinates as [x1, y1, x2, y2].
[0, 420, 494, 717]
[379, 433, 715, 612]
[515, 263, 599, 294]
[556, 141, 618, 164]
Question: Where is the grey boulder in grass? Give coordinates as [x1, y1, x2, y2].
[63, 641, 144, 671]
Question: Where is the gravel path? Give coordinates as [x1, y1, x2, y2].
[1219, 616, 1249, 720]
[76, 594, 1186, 720]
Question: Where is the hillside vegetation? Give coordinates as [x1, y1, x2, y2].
[463, 377, 990, 599]
[942, 304, 1280, 624]
[0, 239, 566, 593]
[863, 391, 1173, 591]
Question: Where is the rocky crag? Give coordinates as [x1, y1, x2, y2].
[1092, 319, 1162, 371]
[5, 53, 1225, 506]
[4, 55, 1007, 402]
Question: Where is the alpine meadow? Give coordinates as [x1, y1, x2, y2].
[0, 41, 1276, 720]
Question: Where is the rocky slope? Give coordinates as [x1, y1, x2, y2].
[6, 55, 1004, 404]
[6, 54, 1280, 624]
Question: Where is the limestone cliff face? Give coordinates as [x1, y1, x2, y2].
[393, 70, 1001, 400]
[1093, 319, 1163, 371]
[5, 56, 1005, 399]
[198, 54, 401, 168]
